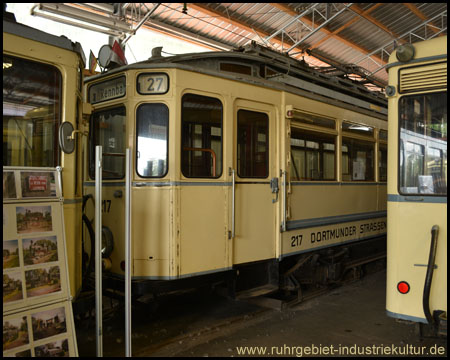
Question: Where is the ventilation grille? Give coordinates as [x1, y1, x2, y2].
[399, 62, 447, 93]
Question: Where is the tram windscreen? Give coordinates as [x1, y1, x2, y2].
[3, 56, 62, 167]
[399, 92, 447, 195]
[89, 107, 126, 179]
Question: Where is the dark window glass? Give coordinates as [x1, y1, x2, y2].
[379, 144, 387, 182]
[342, 138, 374, 181]
[290, 129, 336, 181]
[136, 103, 169, 177]
[237, 110, 269, 178]
[342, 121, 374, 137]
[181, 94, 223, 178]
[89, 107, 126, 179]
[3, 56, 61, 167]
[399, 93, 447, 195]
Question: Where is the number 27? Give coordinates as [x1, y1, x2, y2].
[147, 77, 163, 92]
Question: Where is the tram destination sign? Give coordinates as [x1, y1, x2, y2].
[89, 76, 126, 104]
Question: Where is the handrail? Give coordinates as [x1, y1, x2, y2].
[229, 168, 235, 239]
[282, 170, 287, 232]
[423, 225, 439, 327]
[183, 147, 217, 177]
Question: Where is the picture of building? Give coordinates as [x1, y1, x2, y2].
[23, 236, 58, 265]
[31, 307, 66, 341]
[25, 266, 61, 298]
[16, 206, 52, 234]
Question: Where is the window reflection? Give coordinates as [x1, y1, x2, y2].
[399, 93, 447, 195]
[136, 104, 169, 177]
[3, 56, 61, 167]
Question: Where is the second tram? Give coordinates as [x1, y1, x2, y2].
[385, 36, 447, 336]
[83, 43, 389, 298]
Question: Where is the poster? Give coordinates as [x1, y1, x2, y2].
[3, 202, 67, 314]
[3, 167, 77, 357]
[3, 302, 77, 357]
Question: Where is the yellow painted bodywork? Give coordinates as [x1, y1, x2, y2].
[84, 64, 387, 284]
[4, 30, 84, 298]
[386, 36, 447, 322]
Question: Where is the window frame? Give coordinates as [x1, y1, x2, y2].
[236, 109, 270, 179]
[89, 105, 127, 180]
[3, 55, 62, 168]
[181, 93, 223, 179]
[135, 102, 169, 178]
[290, 127, 337, 181]
[397, 91, 447, 196]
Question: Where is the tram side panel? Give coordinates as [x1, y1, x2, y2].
[281, 92, 387, 259]
[386, 35, 447, 324]
[3, 29, 84, 298]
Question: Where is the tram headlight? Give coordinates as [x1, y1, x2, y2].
[397, 281, 410, 294]
[101, 226, 114, 258]
[385, 85, 396, 97]
[395, 43, 415, 62]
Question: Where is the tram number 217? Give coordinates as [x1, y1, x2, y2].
[291, 234, 303, 247]
[102, 199, 111, 213]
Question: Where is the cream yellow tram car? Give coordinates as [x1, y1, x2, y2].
[3, 13, 86, 298]
[83, 44, 388, 298]
[385, 36, 447, 335]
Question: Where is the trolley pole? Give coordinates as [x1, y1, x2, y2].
[95, 146, 103, 357]
[125, 149, 132, 356]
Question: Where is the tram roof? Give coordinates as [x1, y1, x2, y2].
[86, 42, 388, 119]
[3, 16, 86, 66]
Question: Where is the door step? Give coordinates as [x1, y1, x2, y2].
[236, 284, 278, 299]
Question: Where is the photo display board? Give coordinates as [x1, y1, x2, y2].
[3, 167, 78, 357]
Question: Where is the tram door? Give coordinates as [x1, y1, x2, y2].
[232, 100, 278, 265]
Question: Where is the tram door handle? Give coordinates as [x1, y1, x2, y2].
[229, 168, 236, 239]
[281, 170, 287, 232]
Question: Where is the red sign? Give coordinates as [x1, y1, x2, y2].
[28, 176, 48, 191]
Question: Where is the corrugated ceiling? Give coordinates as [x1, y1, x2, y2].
[33, 3, 448, 91]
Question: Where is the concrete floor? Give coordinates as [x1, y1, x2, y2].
[76, 270, 447, 357]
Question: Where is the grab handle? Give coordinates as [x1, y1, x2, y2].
[423, 225, 439, 326]
[183, 147, 216, 177]
[282, 170, 287, 232]
[229, 168, 235, 238]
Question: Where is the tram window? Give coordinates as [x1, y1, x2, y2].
[237, 110, 269, 178]
[342, 138, 374, 181]
[181, 94, 223, 178]
[342, 122, 374, 137]
[379, 144, 387, 182]
[399, 92, 447, 195]
[89, 107, 126, 179]
[136, 104, 169, 177]
[290, 129, 336, 181]
[3, 56, 61, 167]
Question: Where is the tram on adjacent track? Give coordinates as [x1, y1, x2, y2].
[82, 43, 388, 298]
[3, 12, 87, 298]
[385, 35, 447, 336]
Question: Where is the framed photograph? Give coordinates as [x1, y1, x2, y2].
[16, 206, 52, 234]
[23, 236, 58, 266]
[3, 271, 24, 304]
[3, 315, 29, 351]
[20, 171, 56, 199]
[3, 301, 77, 357]
[25, 266, 61, 299]
[31, 306, 67, 342]
[13, 349, 32, 357]
[3, 171, 17, 199]
[34, 338, 69, 357]
[3, 240, 20, 269]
